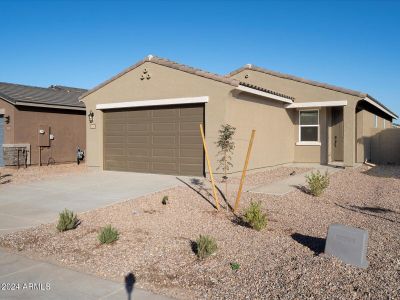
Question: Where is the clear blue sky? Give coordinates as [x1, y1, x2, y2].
[1, 0, 399, 116]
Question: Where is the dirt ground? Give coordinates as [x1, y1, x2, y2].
[0, 165, 399, 299]
[0, 163, 87, 186]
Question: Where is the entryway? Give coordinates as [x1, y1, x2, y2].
[331, 107, 344, 162]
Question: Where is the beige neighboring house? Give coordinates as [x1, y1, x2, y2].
[79, 55, 398, 176]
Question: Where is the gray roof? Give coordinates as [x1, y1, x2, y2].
[0, 82, 87, 109]
[239, 81, 294, 101]
[80, 55, 294, 101]
[228, 64, 397, 118]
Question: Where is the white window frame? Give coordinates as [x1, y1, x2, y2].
[297, 109, 321, 146]
[374, 115, 378, 128]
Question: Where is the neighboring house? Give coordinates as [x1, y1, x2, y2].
[393, 123, 400, 128]
[0, 83, 87, 166]
[80, 55, 397, 176]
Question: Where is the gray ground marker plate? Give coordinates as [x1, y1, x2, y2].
[324, 223, 369, 268]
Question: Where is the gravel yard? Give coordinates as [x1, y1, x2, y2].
[219, 166, 311, 187]
[0, 165, 399, 299]
[0, 163, 87, 186]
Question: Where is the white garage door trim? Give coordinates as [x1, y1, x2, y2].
[96, 96, 209, 110]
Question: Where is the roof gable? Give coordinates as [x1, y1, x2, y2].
[79, 55, 240, 100]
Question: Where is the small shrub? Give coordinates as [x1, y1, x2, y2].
[196, 235, 217, 259]
[98, 225, 119, 244]
[230, 262, 240, 271]
[56, 209, 79, 232]
[243, 201, 267, 231]
[305, 170, 330, 197]
[162, 195, 169, 205]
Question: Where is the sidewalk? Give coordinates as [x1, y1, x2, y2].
[249, 164, 344, 195]
[0, 248, 173, 300]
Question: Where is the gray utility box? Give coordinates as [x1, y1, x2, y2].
[324, 223, 369, 269]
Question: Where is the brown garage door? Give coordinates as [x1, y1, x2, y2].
[103, 104, 204, 176]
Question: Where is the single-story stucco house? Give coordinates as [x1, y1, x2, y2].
[80, 55, 398, 176]
[0, 83, 87, 166]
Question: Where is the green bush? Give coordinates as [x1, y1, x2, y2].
[305, 170, 330, 197]
[243, 201, 267, 231]
[98, 225, 119, 244]
[56, 209, 79, 232]
[230, 262, 240, 271]
[196, 235, 217, 259]
[162, 195, 169, 205]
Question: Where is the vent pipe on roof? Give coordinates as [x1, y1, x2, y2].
[147, 54, 154, 60]
[246, 64, 252, 68]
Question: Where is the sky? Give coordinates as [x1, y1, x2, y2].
[1, 0, 399, 116]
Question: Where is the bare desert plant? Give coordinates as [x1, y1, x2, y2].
[98, 225, 119, 244]
[243, 201, 267, 231]
[56, 209, 79, 232]
[195, 235, 218, 259]
[305, 170, 330, 196]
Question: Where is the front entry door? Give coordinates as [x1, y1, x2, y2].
[331, 107, 344, 161]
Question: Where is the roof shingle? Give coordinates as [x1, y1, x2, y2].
[228, 64, 397, 118]
[0, 82, 86, 109]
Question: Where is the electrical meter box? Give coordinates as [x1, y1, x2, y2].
[38, 125, 50, 147]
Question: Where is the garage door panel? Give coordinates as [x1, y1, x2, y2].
[153, 122, 177, 131]
[127, 148, 150, 157]
[180, 136, 201, 145]
[126, 110, 151, 119]
[152, 148, 177, 157]
[104, 104, 203, 175]
[152, 109, 178, 118]
[179, 122, 200, 131]
[104, 148, 126, 156]
[180, 148, 202, 158]
[127, 123, 150, 131]
[152, 136, 177, 145]
[152, 162, 178, 172]
[127, 161, 150, 171]
[127, 136, 150, 144]
[180, 164, 203, 176]
[104, 136, 126, 144]
[104, 124, 126, 132]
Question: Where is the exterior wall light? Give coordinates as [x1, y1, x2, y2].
[88, 110, 94, 123]
[4, 115, 10, 124]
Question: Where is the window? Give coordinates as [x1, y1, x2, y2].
[299, 110, 319, 143]
[374, 115, 378, 128]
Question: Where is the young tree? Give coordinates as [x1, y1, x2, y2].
[216, 124, 236, 209]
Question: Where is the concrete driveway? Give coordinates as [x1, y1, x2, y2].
[0, 170, 181, 235]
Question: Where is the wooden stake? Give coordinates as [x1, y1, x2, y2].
[234, 130, 256, 213]
[199, 124, 220, 210]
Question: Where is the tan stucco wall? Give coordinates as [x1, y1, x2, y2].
[370, 128, 400, 164]
[225, 91, 295, 172]
[356, 109, 391, 163]
[82, 62, 231, 172]
[231, 70, 361, 166]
